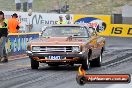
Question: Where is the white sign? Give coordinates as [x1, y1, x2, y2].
[3, 11, 73, 32]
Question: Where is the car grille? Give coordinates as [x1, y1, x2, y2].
[39, 46, 72, 52]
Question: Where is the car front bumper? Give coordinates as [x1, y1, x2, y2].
[27, 51, 84, 57]
[26, 51, 86, 62]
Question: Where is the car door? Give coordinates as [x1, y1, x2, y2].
[87, 27, 99, 59]
[96, 36, 105, 56]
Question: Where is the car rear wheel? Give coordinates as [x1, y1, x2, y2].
[90, 53, 102, 67]
[31, 58, 39, 69]
[81, 55, 90, 70]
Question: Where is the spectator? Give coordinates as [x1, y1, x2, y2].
[8, 13, 20, 33]
[26, 9, 33, 32]
[65, 14, 72, 24]
[57, 15, 67, 24]
[0, 11, 8, 62]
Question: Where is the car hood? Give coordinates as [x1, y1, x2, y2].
[29, 37, 88, 46]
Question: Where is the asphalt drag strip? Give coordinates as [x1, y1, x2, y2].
[0, 37, 131, 88]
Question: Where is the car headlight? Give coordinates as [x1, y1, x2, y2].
[72, 46, 80, 52]
[32, 46, 40, 51]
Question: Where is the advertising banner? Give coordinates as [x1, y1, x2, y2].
[73, 15, 111, 36]
[5, 33, 39, 56]
[3, 11, 132, 37]
[73, 14, 132, 37]
[3, 11, 73, 24]
[3, 11, 73, 32]
[108, 24, 132, 37]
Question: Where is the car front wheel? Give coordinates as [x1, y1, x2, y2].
[31, 58, 39, 69]
[90, 53, 102, 67]
[81, 55, 90, 70]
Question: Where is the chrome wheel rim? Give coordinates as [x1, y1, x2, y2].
[99, 54, 102, 63]
[86, 57, 90, 69]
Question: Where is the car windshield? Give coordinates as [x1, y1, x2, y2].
[42, 26, 89, 38]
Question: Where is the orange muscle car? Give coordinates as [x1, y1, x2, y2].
[26, 24, 105, 70]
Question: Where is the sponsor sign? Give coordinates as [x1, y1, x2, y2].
[74, 15, 111, 34]
[108, 24, 132, 37]
[3, 11, 73, 32]
[74, 15, 132, 37]
[3, 11, 132, 37]
[99, 24, 132, 37]
[6, 33, 39, 56]
[3, 11, 72, 25]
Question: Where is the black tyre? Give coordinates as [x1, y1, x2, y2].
[31, 58, 39, 69]
[81, 55, 90, 70]
[90, 53, 102, 67]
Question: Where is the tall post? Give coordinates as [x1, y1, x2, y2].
[15, 0, 21, 11]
